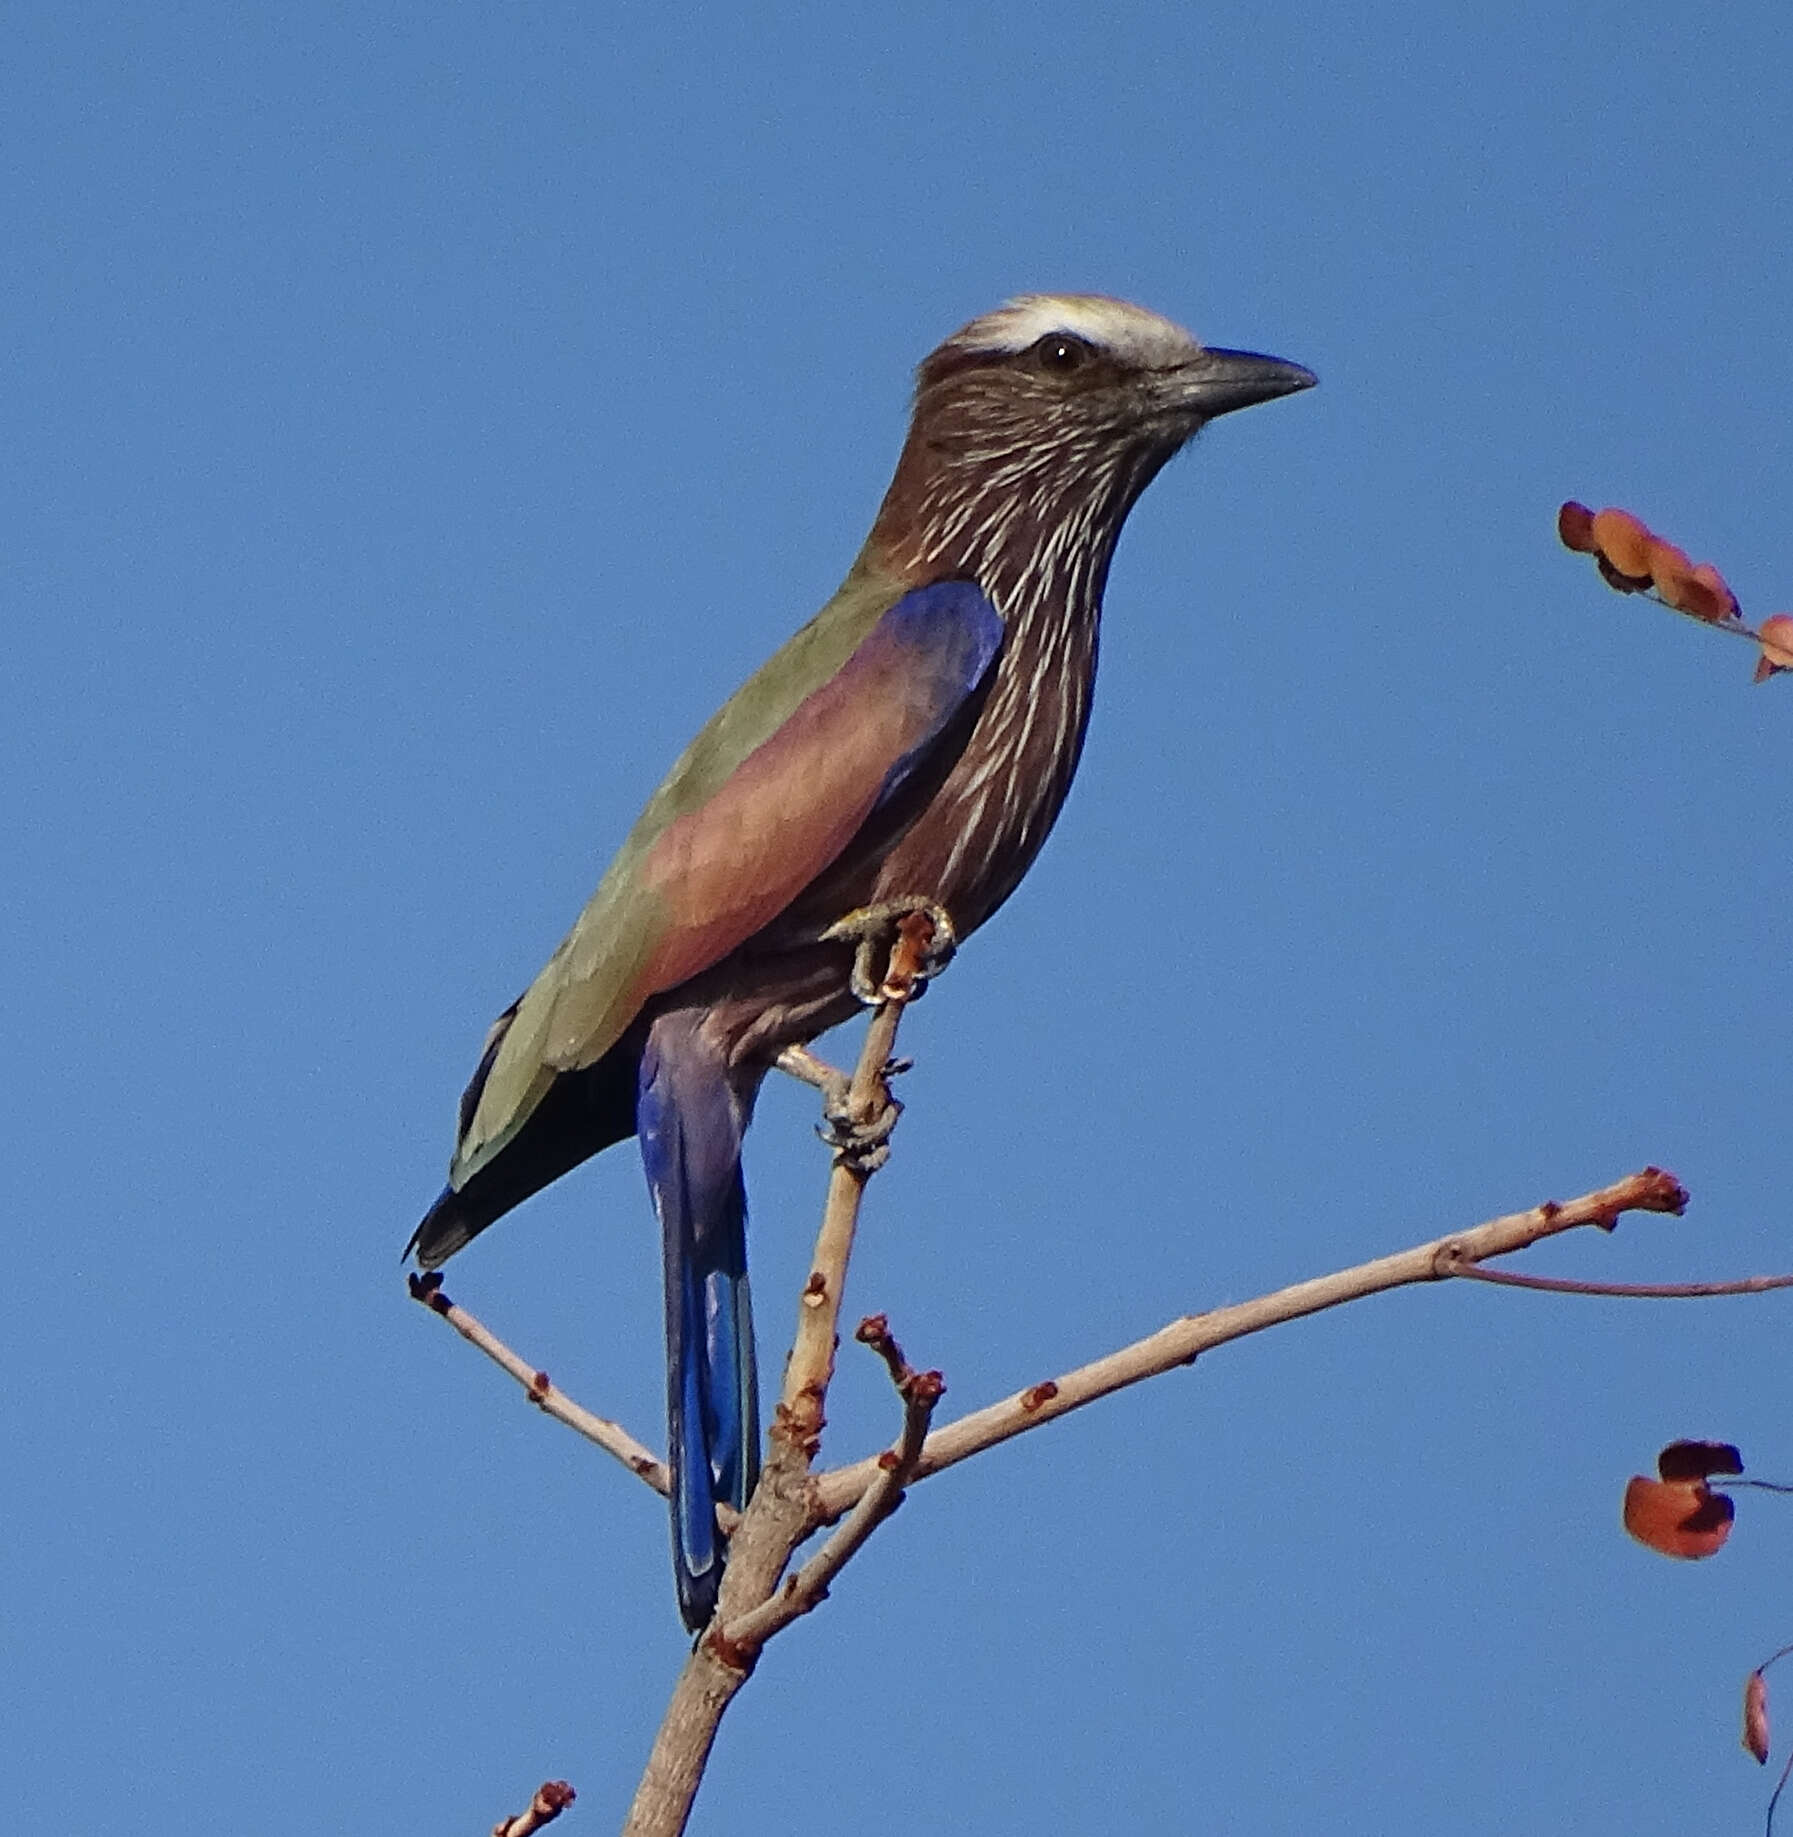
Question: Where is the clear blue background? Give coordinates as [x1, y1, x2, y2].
[5, 5, 1789, 1831]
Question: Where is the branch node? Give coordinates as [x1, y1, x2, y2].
[770, 1397, 825, 1458]
[1019, 1380, 1060, 1414]
[1434, 1238, 1475, 1277]
[702, 1623, 758, 1677]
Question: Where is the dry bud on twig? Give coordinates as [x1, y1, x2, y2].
[493, 1779, 576, 1837]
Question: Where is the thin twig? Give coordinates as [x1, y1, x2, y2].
[724, 1316, 944, 1648]
[1438, 1261, 1793, 1299]
[408, 1272, 671, 1498]
[813, 1168, 1690, 1520]
[492, 1780, 576, 1837]
[780, 911, 940, 1449]
[1770, 1746, 1793, 1837]
[1629, 580, 1767, 645]
[854, 1310, 918, 1391]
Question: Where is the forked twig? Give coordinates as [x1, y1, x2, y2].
[724, 1314, 943, 1647]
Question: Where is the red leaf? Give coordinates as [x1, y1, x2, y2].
[1646, 536, 1696, 601]
[1590, 507, 1656, 584]
[1623, 1474, 1735, 1559]
[1677, 562, 1740, 624]
[1756, 613, 1793, 684]
[1558, 501, 1598, 553]
[1649, 544, 1738, 623]
[1658, 1439, 1745, 1481]
[1746, 1670, 1771, 1765]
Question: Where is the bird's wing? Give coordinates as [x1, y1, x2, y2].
[450, 574, 1003, 1187]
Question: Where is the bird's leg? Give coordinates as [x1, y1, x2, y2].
[786, 898, 956, 1172]
[775, 1043, 850, 1108]
[821, 897, 958, 1005]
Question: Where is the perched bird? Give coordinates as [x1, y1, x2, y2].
[411, 295, 1314, 1627]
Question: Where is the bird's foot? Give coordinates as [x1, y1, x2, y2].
[819, 1079, 904, 1174]
[774, 1043, 911, 1174]
[821, 898, 958, 1005]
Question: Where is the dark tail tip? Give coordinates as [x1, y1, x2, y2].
[407, 1185, 476, 1270]
[676, 1558, 721, 1633]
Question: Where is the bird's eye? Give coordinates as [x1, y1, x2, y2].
[1032, 334, 1093, 374]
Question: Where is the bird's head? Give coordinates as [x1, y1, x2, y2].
[873, 294, 1314, 583]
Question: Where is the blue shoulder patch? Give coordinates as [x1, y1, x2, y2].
[880, 577, 1004, 682]
[870, 579, 1003, 809]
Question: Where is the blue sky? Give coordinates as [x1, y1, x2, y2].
[6, 5, 1791, 1832]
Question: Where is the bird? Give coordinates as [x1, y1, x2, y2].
[410, 295, 1314, 1628]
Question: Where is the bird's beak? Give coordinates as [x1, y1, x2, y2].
[1175, 346, 1317, 419]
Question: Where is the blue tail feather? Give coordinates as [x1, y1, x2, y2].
[639, 1016, 759, 1630]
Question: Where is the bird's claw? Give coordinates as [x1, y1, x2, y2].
[822, 898, 958, 1005]
[787, 896, 947, 1170]
[817, 1090, 904, 1173]
[779, 1044, 910, 1171]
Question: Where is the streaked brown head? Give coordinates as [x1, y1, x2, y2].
[873, 294, 1314, 583]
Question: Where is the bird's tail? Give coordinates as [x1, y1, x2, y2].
[638, 1021, 760, 1630]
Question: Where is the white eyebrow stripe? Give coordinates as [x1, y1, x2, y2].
[945, 294, 1203, 368]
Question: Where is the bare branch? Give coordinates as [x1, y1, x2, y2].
[409, 1272, 671, 1499]
[492, 1779, 576, 1837]
[814, 1167, 1689, 1520]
